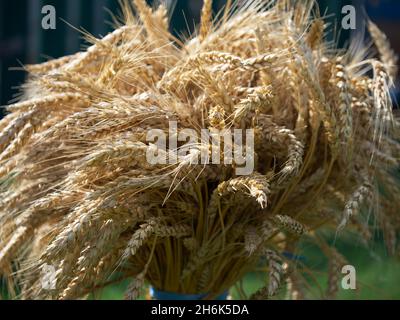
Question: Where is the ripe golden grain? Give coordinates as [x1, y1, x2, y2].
[0, 0, 399, 300]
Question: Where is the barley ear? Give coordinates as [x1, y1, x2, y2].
[250, 249, 283, 299]
[200, 0, 213, 42]
[368, 21, 399, 80]
[125, 273, 145, 300]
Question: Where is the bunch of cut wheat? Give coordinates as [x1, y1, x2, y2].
[0, 0, 399, 300]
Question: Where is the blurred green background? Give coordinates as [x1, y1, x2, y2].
[1, 231, 399, 300]
[1, 0, 399, 300]
[89, 232, 400, 300]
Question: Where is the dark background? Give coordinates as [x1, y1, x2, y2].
[0, 0, 399, 111]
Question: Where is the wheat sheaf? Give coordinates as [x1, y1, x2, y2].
[0, 0, 399, 300]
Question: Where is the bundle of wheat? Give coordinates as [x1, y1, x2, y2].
[0, 0, 399, 300]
